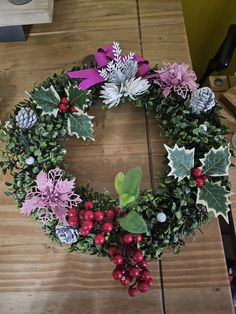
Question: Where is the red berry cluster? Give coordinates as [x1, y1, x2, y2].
[192, 168, 208, 188]
[67, 201, 152, 297]
[68, 201, 118, 245]
[58, 97, 77, 113]
[110, 233, 152, 297]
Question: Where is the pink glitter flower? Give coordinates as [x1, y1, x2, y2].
[154, 63, 197, 98]
[20, 168, 82, 224]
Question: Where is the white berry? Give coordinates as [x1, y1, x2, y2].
[25, 156, 35, 165]
[157, 212, 167, 223]
[199, 124, 207, 132]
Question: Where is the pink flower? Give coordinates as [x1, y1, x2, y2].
[154, 63, 197, 98]
[20, 168, 82, 224]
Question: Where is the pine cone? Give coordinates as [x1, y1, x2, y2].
[15, 108, 37, 129]
[190, 87, 215, 115]
[56, 225, 79, 244]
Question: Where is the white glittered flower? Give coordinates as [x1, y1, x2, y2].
[100, 83, 123, 108]
[123, 77, 150, 100]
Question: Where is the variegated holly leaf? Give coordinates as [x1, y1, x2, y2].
[164, 144, 195, 182]
[66, 85, 91, 110]
[67, 110, 94, 140]
[119, 210, 148, 234]
[200, 145, 231, 176]
[196, 181, 231, 223]
[28, 85, 60, 117]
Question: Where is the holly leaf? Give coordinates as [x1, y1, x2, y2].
[115, 172, 125, 195]
[196, 181, 231, 223]
[28, 85, 60, 116]
[164, 144, 195, 182]
[200, 145, 231, 176]
[67, 110, 94, 140]
[66, 85, 91, 110]
[119, 210, 148, 234]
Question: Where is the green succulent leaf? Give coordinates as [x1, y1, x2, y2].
[196, 181, 231, 223]
[200, 145, 231, 176]
[120, 193, 136, 207]
[66, 85, 90, 110]
[29, 85, 60, 116]
[123, 166, 142, 198]
[67, 110, 94, 140]
[119, 210, 148, 234]
[164, 144, 195, 182]
[115, 172, 125, 195]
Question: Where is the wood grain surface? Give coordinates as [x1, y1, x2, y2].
[0, 0, 233, 313]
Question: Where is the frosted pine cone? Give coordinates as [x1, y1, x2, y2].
[56, 225, 79, 244]
[15, 108, 37, 129]
[189, 87, 215, 115]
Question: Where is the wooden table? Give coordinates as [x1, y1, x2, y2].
[0, 1, 233, 313]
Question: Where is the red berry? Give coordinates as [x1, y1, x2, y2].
[139, 259, 148, 268]
[120, 275, 131, 286]
[68, 216, 79, 228]
[80, 228, 89, 236]
[133, 250, 144, 262]
[137, 281, 150, 293]
[112, 268, 123, 280]
[129, 267, 139, 278]
[78, 209, 85, 220]
[122, 233, 133, 244]
[94, 210, 104, 222]
[84, 210, 94, 221]
[69, 105, 77, 113]
[128, 286, 138, 297]
[114, 207, 121, 215]
[112, 255, 124, 265]
[141, 270, 151, 281]
[82, 220, 93, 231]
[147, 277, 153, 286]
[60, 97, 69, 105]
[84, 201, 94, 210]
[68, 207, 78, 217]
[58, 103, 67, 111]
[192, 168, 202, 178]
[134, 234, 142, 243]
[106, 208, 115, 219]
[195, 177, 204, 188]
[108, 246, 120, 256]
[94, 234, 105, 245]
[102, 222, 113, 233]
[202, 175, 208, 181]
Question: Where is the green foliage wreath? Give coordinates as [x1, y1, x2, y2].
[0, 42, 232, 297]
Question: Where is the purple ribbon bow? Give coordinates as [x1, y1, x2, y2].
[67, 45, 151, 90]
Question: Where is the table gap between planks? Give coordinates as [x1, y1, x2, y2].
[0, 0, 233, 313]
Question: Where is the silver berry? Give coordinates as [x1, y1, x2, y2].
[157, 212, 167, 223]
[190, 87, 215, 115]
[25, 156, 35, 165]
[15, 108, 37, 129]
[199, 124, 207, 132]
[56, 225, 79, 244]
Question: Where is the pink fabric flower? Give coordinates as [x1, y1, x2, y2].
[154, 63, 197, 98]
[20, 168, 82, 224]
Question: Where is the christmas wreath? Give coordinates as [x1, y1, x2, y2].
[0, 42, 232, 297]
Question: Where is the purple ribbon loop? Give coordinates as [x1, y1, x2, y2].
[67, 44, 151, 90]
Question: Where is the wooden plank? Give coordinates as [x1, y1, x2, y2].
[29, 0, 138, 35]
[0, 1, 163, 313]
[0, 0, 54, 26]
[139, 1, 233, 313]
[139, 0, 191, 65]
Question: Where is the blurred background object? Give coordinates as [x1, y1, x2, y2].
[182, 0, 236, 78]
